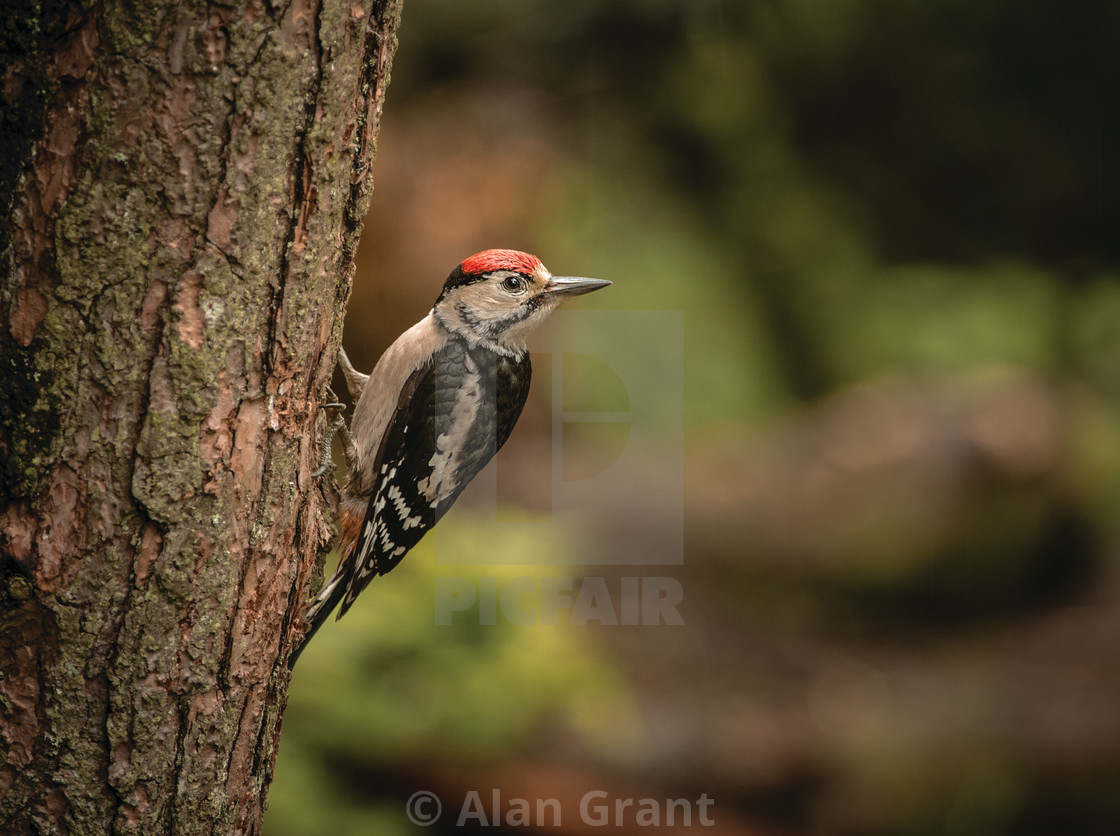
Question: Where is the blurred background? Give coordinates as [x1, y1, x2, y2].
[268, 1, 1120, 833]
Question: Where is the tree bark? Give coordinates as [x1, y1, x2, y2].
[0, 1, 401, 832]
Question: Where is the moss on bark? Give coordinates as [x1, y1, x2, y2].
[0, 1, 403, 833]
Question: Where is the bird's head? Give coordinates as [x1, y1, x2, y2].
[431, 249, 610, 356]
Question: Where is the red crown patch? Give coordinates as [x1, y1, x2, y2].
[460, 249, 544, 276]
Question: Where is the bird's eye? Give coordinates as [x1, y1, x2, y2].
[501, 275, 525, 293]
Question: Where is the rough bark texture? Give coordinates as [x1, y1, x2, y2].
[0, 1, 401, 833]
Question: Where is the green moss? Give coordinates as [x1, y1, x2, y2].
[0, 345, 63, 498]
[101, 0, 173, 56]
[5, 573, 32, 601]
[3, 0, 404, 830]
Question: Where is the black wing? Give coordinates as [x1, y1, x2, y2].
[338, 338, 531, 616]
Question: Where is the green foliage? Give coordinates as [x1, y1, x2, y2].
[270, 514, 630, 835]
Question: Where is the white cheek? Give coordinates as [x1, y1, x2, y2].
[501, 304, 554, 344]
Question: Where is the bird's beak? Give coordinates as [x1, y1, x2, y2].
[544, 276, 612, 297]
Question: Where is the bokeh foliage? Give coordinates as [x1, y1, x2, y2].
[270, 2, 1120, 834]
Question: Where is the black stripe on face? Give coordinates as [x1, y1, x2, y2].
[454, 301, 482, 329]
[484, 304, 535, 336]
[437, 265, 512, 303]
[437, 266, 535, 305]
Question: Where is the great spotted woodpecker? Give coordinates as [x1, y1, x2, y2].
[291, 250, 609, 663]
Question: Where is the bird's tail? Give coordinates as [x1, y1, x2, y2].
[288, 569, 349, 669]
[289, 507, 364, 669]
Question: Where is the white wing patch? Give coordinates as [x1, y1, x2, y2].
[353, 519, 380, 581]
[386, 483, 423, 529]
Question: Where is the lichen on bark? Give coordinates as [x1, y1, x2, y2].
[0, 1, 403, 833]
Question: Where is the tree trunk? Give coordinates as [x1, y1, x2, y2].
[0, 1, 401, 832]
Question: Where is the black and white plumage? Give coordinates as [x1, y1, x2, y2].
[291, 250, 609, 663]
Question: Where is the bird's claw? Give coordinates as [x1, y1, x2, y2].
[311, 392, 347, 478]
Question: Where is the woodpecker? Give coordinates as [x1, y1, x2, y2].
[292, 250, 609, 664]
